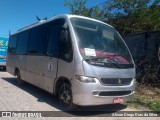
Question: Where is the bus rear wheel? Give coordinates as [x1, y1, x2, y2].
[58, 82, 77, 111]
[16, 70, 24, 85]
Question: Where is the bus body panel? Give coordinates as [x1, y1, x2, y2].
[72, 79, 135, 105]
[82, 60, 135, 78]
[72, 60, 136, 105]
[7, 55, 58, 93]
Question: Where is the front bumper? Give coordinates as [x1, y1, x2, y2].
[72, 78, 135, 106]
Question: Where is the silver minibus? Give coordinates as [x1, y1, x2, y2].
[7, 14, 136, 110]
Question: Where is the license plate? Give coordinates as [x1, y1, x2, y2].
[113, 98, 124, 103]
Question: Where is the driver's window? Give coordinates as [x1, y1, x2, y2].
[59, 27, 73, 62]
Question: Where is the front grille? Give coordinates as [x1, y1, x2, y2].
[99, 91, 132, 96]
[100, 78, 132, 86]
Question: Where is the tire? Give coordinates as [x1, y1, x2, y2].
[16, 70, 24, 85]
[58, 82, 77, 111]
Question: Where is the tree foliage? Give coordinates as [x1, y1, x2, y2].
[64, 0, 104, 20]
[65, 0, 160, 35]
[105, 0, 160, 34]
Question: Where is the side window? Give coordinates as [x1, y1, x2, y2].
[46, 18, 73, 62]
[28, 25, 49, 55]
[47, 27, 61, 57]
[8, 35, 18, 54]
[16, 31, 30, 54]
[47, 19, 66, 57]
[59, 27, 73, 62]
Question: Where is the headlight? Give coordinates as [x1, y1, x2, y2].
[133, 78, 136, 83]
[75, 75, 97, 83]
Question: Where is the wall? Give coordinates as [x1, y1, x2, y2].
[123, 30, 160, 73]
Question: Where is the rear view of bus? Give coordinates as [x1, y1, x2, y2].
[0, 37, 8, 70]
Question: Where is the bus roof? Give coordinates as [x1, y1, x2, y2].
[11, 14, 113, 36]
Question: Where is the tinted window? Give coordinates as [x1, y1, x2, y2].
[47, 19, 66, 57]
[47, 27, 61, 57]
[28, 25, 49, 55]
[8, 35, 18, 54]
[59, 27, 73, 62]
[16, 31, 30, 54]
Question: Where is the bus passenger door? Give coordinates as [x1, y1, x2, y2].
[43, 26, 61, 93]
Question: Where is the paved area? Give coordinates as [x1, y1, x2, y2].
[0, 72, 159, 120]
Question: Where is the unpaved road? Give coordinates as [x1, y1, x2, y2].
[0, 72, 159, 120]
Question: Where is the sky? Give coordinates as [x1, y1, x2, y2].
[0, 0, 105, 37]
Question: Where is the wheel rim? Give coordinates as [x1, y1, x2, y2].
[59, 83, 71, 107]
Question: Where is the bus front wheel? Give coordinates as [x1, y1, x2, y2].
[58, 82, 77, 111]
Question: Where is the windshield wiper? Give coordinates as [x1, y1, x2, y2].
[109, 54, 133, 65]
[108, 57, 121, 68]
[85, 57, 120, 68]
[85, 57, 104, 62]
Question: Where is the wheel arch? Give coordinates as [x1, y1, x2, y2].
[54, 76, 72, 96]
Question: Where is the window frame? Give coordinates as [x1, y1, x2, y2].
[15, 30, 30, 55]
[8, 34, 18, 54]
[27, 24, 50, 55]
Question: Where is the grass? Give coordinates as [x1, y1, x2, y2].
[125, 84, 160, 111]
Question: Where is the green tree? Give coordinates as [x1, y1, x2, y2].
[103, 0, 160, 34]
[65, 0, 160, 34]
[64, 0, 104, 20]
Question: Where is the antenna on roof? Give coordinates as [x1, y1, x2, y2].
[36, 16, 41, 21]
[43, 17, 47, 20]
[36, 16, 48, 21]
[17, 16, 48, 31]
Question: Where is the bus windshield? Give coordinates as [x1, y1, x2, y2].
[70, 17, 133, 68]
